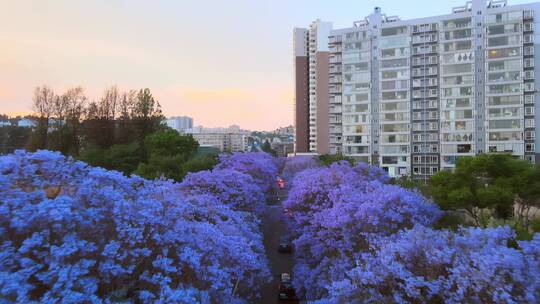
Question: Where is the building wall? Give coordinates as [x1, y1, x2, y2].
[294, 27, 310, 153]
[316, 51, 330, 154]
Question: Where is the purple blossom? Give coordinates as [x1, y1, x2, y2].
[0, 150, 270, 303]
[215, 152, 278, 199]
[282, 156, 320, 182]
[315, 226, 540, 304]
[179, 168, 266, 215]
[284, 161, 441, 300]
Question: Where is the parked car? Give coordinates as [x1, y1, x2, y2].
[278, 237, 293, 253]
[278, 273, 297, 301]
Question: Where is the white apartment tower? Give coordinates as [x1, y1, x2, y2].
[295, 0, 540, 180]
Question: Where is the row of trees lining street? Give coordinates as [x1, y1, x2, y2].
[0, 150, 539, 302]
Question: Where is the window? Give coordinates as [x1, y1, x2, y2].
[442, 63, 473, 75]
[487, 23, 520, 35]
[487, 71, 521, 82]
[525, 131, 535, 140]
[381, 26, 407, 36]
[488, 131, 522, 141]
[443, 40, 472, 51]
[457, 144, 472, 153]
[487, 47, 521, 59]
[381, 58, 408, 68]
[489, 119, 521, 129]
[525, 143, 535, 152]
[488, 59, 521, 71]
[382, 123, 408, 132]
[488, 95, 521, 106]
[487, 35, 521, 47]
[382, 90, 408, 101]
[488, 107, 520, 118]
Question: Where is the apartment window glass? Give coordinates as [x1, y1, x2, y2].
[443, 40, 472, 51]
[381, 58, 408, 68]
[488, 119, 521, 129]
[442, 63, 472, 75]
[488, 95, 521, 106]
[381, 26, 408, 36]
[487, 47, 521, 59]
[487, 23, 520, 35]
[488, 59, 521, 71]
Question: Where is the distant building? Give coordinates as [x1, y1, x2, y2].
[17, 118, 36, 128]
[271, 141, 294, 157]
[185, 125, 250, 152]
[166, 116, 193, 133]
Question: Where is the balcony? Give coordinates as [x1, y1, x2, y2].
[412, 23, 438, 33]
[329, 87, 342, 94]
[329, 36, 342, 44]
[330, 76, 342, 84]
[412, 35, 438, 44]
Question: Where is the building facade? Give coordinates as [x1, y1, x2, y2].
[185, 125, 249, 152]
[294, 0, 540, 180]
[166, 116, 193, 133]
[294, 20, 333, 154]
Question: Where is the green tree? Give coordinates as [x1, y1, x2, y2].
[429, 154, 539, 228]
[80, 142, 143, 175]
[181, 154, 219, 176]
[261, 140, 276, 156]
[131, 88, 165, 143]
[318, 153, 355, 166]
[0, 126, 32, 154]
[135, 129, 199, 181]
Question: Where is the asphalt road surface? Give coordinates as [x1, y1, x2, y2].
[258, 188, 299, 304]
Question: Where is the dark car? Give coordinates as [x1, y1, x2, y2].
[278, 242, 292, 253]
[278, 236, 293, 253]
[278, 273, 297, 301]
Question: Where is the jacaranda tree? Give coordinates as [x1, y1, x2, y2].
[314, 226, 540, 304]
[0, 150, 270, 303]
[215, 152, 278, 199]
[178, 168, 266, 216]
[283, 161, 441, 300]
[281, 156, 320, 183]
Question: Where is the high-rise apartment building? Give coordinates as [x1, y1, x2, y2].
[166, 116, 193, 133]
[294, 0, 540, 180]
[294, 20, 333, 154]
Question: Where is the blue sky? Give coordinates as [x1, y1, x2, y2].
[0, 0, 534, 130]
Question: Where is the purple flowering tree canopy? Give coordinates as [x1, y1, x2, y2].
[215, 152, 278, 199]
[0, 150, 270, 303]
[178, 168, 266, 215]
[283, 161, 441, 300]
[314, 226, 540, 304]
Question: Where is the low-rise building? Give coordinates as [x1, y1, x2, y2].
[185, 125, 250, 152]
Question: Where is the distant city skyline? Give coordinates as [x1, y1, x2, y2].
[1, 0, 536, 130]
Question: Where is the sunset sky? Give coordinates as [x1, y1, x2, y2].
[0, 0, 533, 130]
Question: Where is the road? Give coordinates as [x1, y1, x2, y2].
[258, 188, 299, 304]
